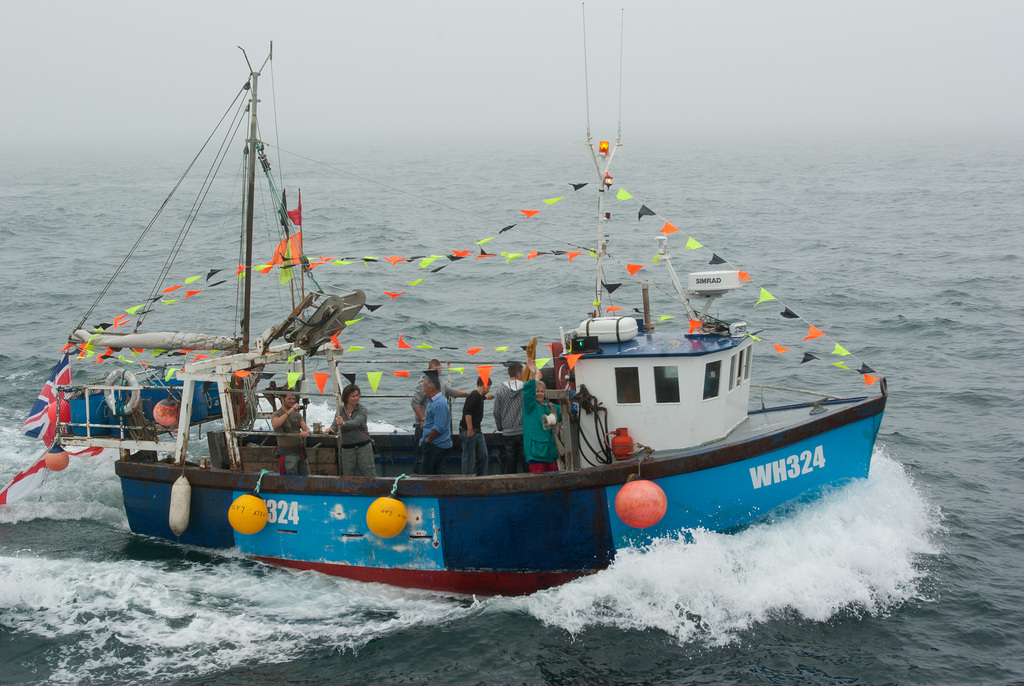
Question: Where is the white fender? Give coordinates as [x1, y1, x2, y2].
[168, 475, 191, 536]
[104, 369, 142, 416]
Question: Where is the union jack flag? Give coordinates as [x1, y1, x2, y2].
[22, 354, 71, 447]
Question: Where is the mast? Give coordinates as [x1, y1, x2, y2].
[241, 68, 259, 352]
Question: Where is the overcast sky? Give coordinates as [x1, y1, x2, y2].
[2, 1, 1022, 150]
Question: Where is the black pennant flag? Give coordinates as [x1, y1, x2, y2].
[363, 258, 378, 264]
[638, 205, 656, 220]
[206, 269, 223, 281]
[499, 224, 516, 234]
[341, 373, 356, 386]
[479, 247, 493, 256]
[208, 280, 226, 288]
[371, 339, 387, 348]
[431, 265, 448, 273]
[603, 282, 622, 294]
[781, 307, 799, 319]
[364, 303, 382, 312]
[448, 254, 467, 261]
[571, 182, 588, 191]
[858, 363, 876, 375]
[709, 254, 726, 265]
[800, 353, 818, 364]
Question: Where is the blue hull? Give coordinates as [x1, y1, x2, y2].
[116, 396, 884, 595]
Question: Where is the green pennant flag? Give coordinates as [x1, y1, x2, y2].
[287, 354, 300, 362]
[833, 362, 851, 370]
[366, 371, 382, 393]
[332, 260, 353, 265]
[754, 288, 776, 307]
[408, 278, 425, 286]
[417, 343, 434, 349]
[616, 188, 633, 200]
[652, 255, 661, 263]
[126, 304, 145, 314]
[495, 346, 508, 352]
[162, 299, 179, 305]
[832, 343, 851, 356]
[685, 237, 703, 250]
[747, 334, 762, 341]
[347, 346, 365, 352]
[345, 318, 363, 326]
[286, 372, 302, 389]
[593, 299, 601, 308]
[451, 367, 464, 374]
[658, 315, 675, 322]
[535, 357, 551, 369]
[165, 368, 179, 382]
[185, 275, 203, 284]
[543, 197, 565, 205]
[503, 253, 523, 263]
[419, 255, 441, 268]
[475, 237, 495, 245]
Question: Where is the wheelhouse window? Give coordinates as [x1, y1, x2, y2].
[615, 367, 641, 404]
[729, 354, 737, 391]
[743, 346, 753, 381]
[703, 360, 721, 400]
[654, 365, 680, 403]
[735, 350, 744, 388]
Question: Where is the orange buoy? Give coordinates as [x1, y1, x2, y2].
[614, 477, 667, 528]
[44, 445, 69, 472]
[153, 399, 180, 427]
[607, 428, 634, 460]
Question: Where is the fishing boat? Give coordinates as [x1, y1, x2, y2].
[12, 48, 885, 596]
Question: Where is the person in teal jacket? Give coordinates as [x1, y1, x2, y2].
[523, 358, 561, 473]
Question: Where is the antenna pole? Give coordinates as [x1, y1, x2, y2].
[617, 9, 624, 144]
[241, 66, 259, 352]
[582, 2, 592, 144]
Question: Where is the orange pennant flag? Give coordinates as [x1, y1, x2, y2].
[193, 354, 210, 361]
[61, 342, 75, 353]
[803, 325, 824, 341]
[234, 370, 251, 378]
[527, 251, 540, 260]
[398, 334, 412, 349]
[162, 285, 182, 294]
[393, 370, 410, 378]
[331, 332, 342, 349]
[659, 222, 679, 234]
[567, 251, 582, 263]
[476, 365, 493, 388]
[112, 314, 131, 329]
[626, 264, 643, 276]
[520, 209, 539, 218]
[313, 372, 328, 393]
[563, 353, 584, 370]
[184, 290, 202, 299]
[738, 271, 751, 281]
[385, 256, 405, 266]
[451, 250, 470, 257]
[606, 306, 623, 313]
[773, 344, 790, 353]
[864, 374, 879, 386]
[466, 347, 483, 356]
[688, 319, 703, 333]
[384, 291, 405, 299]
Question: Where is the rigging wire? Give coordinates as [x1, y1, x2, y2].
[582, 2, 592, 144]
[74, 84, 250, 335]
[137, 97, 250, 331]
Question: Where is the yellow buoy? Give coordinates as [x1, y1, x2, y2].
[228, 493, 268, 535]
[168, 474, 191, 536]
[366, 496, 407, 538]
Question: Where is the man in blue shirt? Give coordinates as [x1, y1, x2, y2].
[419, 370, 453, 474]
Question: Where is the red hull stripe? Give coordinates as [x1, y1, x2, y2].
[254, 557, 587, 596]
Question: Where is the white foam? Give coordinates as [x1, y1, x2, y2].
[509, 447, 939, 645]
[0, 552, 477, 683]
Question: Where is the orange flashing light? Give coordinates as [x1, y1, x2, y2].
[598, 140, 610, 155]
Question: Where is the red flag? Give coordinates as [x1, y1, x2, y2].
[287, 190, 302, 226]
[476, 365, 493, 388]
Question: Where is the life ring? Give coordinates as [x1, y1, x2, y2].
[104, 369, 141, 416]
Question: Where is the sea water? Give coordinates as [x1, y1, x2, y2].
[0, 132, 1021, 684]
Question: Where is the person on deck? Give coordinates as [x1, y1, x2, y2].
[459, 375, 491, 475]
[419, 370, 453, 475]
[522, 359, 561, 473]
[335, 384, 375, 478]
[271, 393, 310, 475]
[411, 359, 469, 474]
[493, 362, 526, 474]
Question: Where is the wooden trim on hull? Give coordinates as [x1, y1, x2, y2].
[114, 394, 885, 498]
[254, 556, 588, 596]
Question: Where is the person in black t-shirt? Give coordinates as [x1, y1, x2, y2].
[459, 376, 491, 475]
